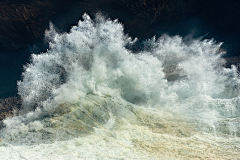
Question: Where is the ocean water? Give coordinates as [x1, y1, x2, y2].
[0, 13, 240, 159]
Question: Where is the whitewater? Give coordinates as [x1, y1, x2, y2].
[0, 13, 240, 159]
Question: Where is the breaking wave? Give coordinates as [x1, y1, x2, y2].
[0, 13, 240, 159]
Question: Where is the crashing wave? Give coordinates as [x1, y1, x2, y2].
[0, 13, 240, 159]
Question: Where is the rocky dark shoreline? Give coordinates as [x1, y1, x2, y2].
[0, 96, 22, 128]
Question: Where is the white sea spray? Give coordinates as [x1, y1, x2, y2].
[0, 13, 240, 159]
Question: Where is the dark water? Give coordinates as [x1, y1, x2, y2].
[0, 49, 28, 97]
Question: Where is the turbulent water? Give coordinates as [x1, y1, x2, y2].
[0, 13, 240, 159]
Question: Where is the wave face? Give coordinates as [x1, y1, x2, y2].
[0, 13, 240, 159]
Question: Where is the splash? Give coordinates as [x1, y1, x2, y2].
[0, 13, 240, 159]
